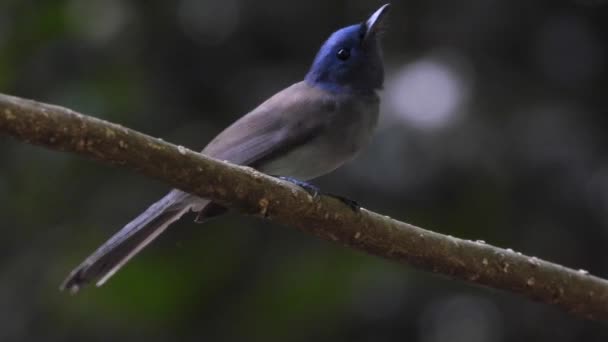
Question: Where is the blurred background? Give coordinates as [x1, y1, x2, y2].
[1, 0, 608, 341]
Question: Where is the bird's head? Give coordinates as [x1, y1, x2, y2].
[305, 4, 390, 94]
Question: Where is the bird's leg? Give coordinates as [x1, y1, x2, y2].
[276, 176, 321, 197]
[276, 176, 360, 212]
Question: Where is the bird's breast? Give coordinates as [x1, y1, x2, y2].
[258, 94, 379, 180]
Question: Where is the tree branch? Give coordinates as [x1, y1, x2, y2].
[1, 92, 607, 321]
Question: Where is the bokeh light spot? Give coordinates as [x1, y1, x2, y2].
[67, 0, 130, 44]
[387, 54, 472, 130]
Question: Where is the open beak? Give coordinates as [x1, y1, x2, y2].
[364, 3, 390, 41]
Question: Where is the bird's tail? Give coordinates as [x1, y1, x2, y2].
[61, 190, 198, 293]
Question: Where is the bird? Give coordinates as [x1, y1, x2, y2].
[61, 3, 390, 293]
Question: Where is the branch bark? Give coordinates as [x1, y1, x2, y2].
[1, 92, 607, 321]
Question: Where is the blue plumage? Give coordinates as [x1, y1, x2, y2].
[61, 4, 391, 292]
[306, 24, 384, 94]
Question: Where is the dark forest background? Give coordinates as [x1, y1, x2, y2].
[1, 0, 608, 341]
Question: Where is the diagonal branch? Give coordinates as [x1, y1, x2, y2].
[1, 92, 607, 321]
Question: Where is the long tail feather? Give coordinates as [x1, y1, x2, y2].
[61, 190, 196, 293]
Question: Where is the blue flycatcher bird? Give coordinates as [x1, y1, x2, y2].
[61, 4, 390, 292]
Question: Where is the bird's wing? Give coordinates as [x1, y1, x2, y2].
[202, 81, 335, 167]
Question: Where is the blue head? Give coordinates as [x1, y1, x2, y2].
[305, 4, 390, 94]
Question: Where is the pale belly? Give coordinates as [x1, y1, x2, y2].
[258, 139, 353, 180]
[258, 106, 379, 180]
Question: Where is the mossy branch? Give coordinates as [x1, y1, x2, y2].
[1, 92, 607, 321]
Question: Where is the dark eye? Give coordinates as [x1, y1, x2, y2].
[336, 48, 350, 61]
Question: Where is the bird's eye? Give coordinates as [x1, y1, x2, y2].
[336, 48, 350, 61]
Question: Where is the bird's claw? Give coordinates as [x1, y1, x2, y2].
[328, 194, 360, 212]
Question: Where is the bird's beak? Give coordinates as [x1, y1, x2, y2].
[364, 3, 390, 41]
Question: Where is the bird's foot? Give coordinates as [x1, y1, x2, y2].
[276, 176, 360, 212]
[277, 176, 321, 197]
[325, 193, 360, 212]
